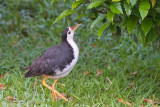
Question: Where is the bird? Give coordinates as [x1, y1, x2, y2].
[23, 24, 81, 102]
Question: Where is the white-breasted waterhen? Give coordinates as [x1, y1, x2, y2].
[23, 24, 81, 102]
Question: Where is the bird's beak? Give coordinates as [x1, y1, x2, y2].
[71, 24, 81, 32]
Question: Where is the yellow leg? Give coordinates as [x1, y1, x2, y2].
[42, 76, 53, 91]
[42, 76, 68, 102]
[51, 80, 57, 102]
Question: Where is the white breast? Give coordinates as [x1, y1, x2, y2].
[49, 40, 79, 79]
[62, 40, 79, 73]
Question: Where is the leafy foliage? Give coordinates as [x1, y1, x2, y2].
[53, 9, 76, 23]
[110, 2, 123, 14]
[90, 14, 106, 28]
[53, 0, 160, 45]
[87, 0, 106, 9]
[139, 1, 150, 20]
[98, 21, 110, 37]
[141, 18, 153, 35]
[126, 15, 138, 34]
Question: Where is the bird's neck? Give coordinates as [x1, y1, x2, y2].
[66, 39, 79, 60]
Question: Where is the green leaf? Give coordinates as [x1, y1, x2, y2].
[107, 11, 115, 22]
[136, 25, 146, 45]
[112, 0, 121, 1]
[130, 0, 137, 6]
[72, 0, 84, 10]
[141, 18, 153, 35]
[126, 15, 138, 34]
[124, 1, 132, 16]
[110, 2, 123, 14]
[139, 1, 150, 20]
[146, 27, 158, 42]
[90, 14, 106, 28]
[75, 14, 85, 20]
[51, 0, 58, 4]
[54, 10, 76, 24]
[87, 0, 106, 9]
[150, 0, 156, 8]
[98, 21, 110, 37]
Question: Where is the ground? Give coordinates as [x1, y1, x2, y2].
[0, 0, 160, 106]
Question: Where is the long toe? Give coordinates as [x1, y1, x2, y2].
[51, 90, 58, 102]
[54, 90, 68, 102]
[51, 91, 55, 102]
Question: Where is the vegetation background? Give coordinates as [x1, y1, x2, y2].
[0, 0, 160, 106]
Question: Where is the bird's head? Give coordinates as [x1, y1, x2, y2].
[62, 24, 81, 42]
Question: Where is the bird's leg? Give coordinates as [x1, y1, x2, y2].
[51, 80, 58, 101]
[51, 80, 68, 102]
[42, 76, 68, 102]
[42, 76, 53, 91]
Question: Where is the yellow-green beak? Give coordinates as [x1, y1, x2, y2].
[71, 24, 82, 31]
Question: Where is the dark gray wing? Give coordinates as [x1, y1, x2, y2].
[24, 43, 74, 78]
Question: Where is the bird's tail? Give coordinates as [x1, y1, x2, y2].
[24, 66, 41, 78]
[22, 66, 36, 78]
[22, 66, 31, 70]
[24, 70, 38, 78]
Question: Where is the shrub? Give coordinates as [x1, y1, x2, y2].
[53, 0, 160, 45]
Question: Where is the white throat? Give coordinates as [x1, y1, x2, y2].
[67, 39, 79, 63]
[67, 28, 79, 63]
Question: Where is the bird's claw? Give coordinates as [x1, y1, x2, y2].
[51, 90, 58, 102]
[51, 89, 68, 102]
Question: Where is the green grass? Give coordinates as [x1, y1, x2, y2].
[0, 0, 160, 106]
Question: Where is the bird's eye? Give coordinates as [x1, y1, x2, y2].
[68, 31, 71, 34]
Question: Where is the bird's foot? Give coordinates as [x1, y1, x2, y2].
[51, 89, 68, 102]
[51, 80, 68, 102]
[51, 89, 57, 102]
[42, 77, 68, 102]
